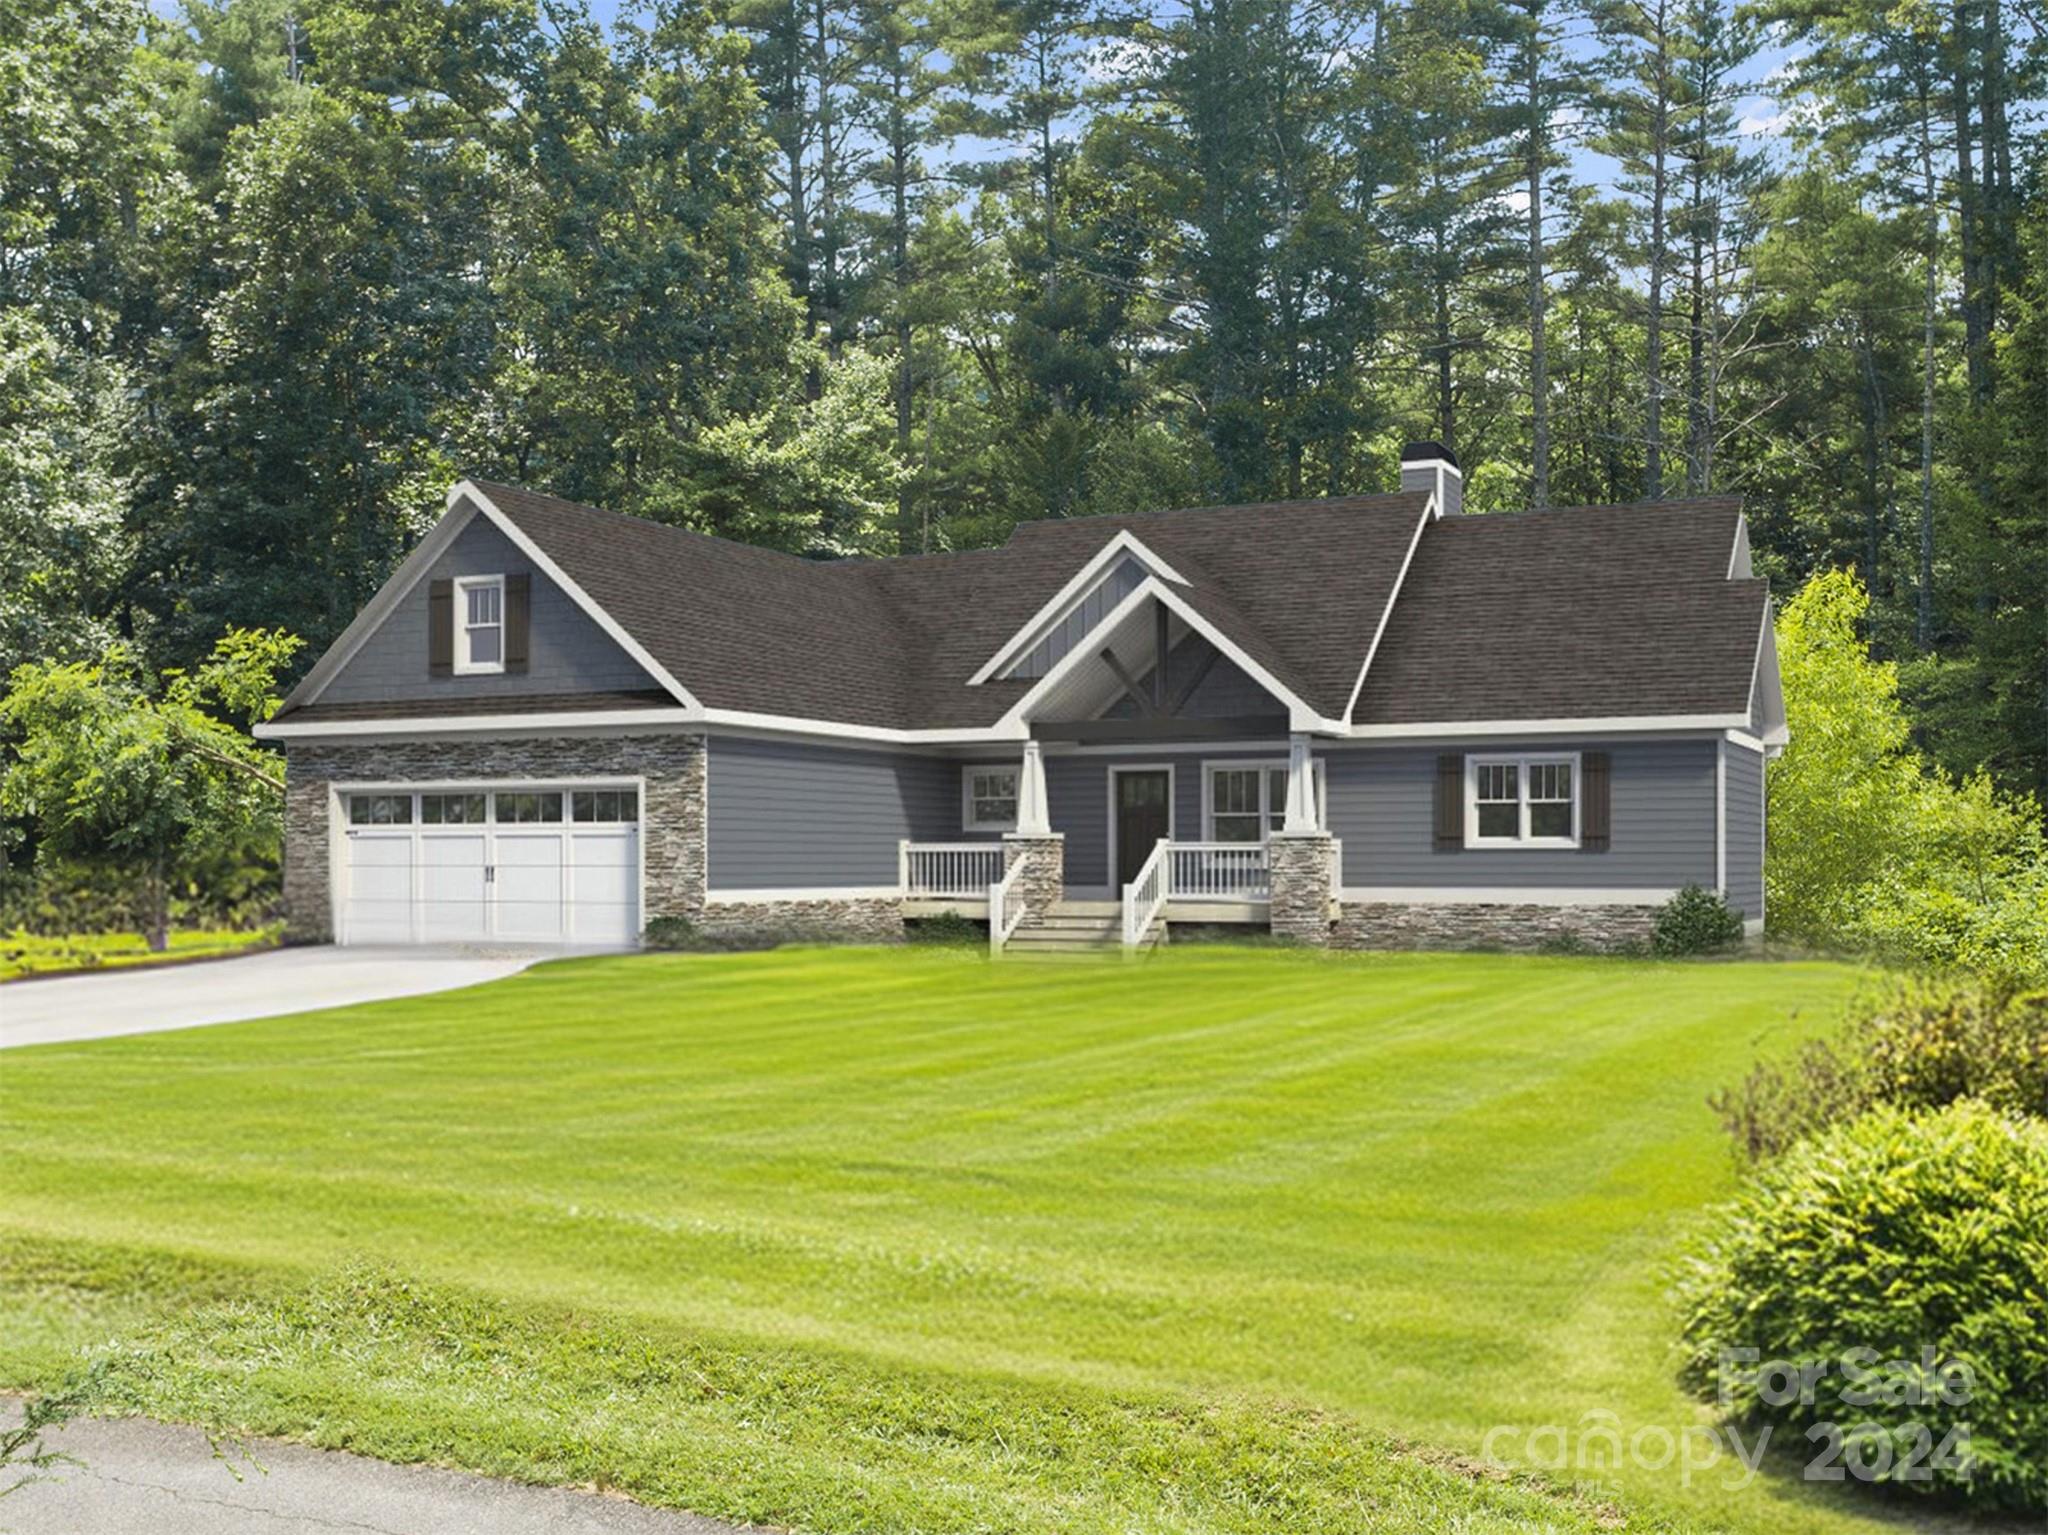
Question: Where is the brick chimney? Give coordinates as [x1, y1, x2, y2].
[1400, 440, 1462, 517]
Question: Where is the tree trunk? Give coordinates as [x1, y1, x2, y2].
[1916, 69, 1939, 651]
[144, 851, 169, 953]
[1644, 8, 1670, 502]
[1524, 1, 1549, 509]
[813, 0, 842, 363]
[891, 84, 917, 554]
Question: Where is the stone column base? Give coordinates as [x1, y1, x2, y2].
[1268, 833, 1336, 946]
[1002, 834, 1065, 923]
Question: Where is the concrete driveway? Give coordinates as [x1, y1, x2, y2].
[0, 1410, 747, 1535]
[0, 945, 580, 1050]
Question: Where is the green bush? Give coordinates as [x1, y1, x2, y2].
[1712, 978, 2048, 1162]
[905, 911, 985, 946]
[1675, 1103, 2048, 1512]
[1651, 884, 1745, 956]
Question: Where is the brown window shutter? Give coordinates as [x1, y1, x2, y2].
[1433, 753, 1464, 850]
[504, 573, 531, 674]
[1581, 751, 1611, 851]
[428, 579, 453, 675]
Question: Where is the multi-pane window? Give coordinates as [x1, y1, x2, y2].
[571, 789, 638, 823]
[1469, 756, 1577, 845]
[493, 791, 562, 824]
[1206, 763, 1320, 841]
[963, 767, 1019, 831]
[1474, 762, 1519, 840]
[455, 575, 504, 673]
[1209, 768, 1266, 843]
[348, 793, 413, 825]
[419, 793, 487, 825]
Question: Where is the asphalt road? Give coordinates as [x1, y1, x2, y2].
[0, 1410, 754, 1535]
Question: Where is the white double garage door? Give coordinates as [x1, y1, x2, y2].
[337, 784, 641, 947]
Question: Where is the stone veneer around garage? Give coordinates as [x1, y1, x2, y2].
[283, 734, 707, 944]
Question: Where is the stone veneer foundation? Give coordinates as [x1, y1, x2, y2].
[1329, 900, 1660, 953]
[1266, 833, 1337, 945]
[1001, 835, 1066, 925]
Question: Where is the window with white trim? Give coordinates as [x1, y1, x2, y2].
[962, 766, 1019, 831]
[1467, 754, 1578, 847]
[454, 575, 504, 674]
[1203, 760, 1323, 842]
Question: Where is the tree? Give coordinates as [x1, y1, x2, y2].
[1767, 569, 2045, 981]
[0, 629, 300, 949]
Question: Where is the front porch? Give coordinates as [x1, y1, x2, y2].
[898, 735, 1339, 952]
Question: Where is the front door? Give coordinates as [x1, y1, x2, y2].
[1114, 770, 1171, 887]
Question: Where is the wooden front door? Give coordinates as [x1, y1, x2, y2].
[1114, 770, 1171, 887]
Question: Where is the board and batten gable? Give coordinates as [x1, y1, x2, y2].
[1322, 739, 1718, 892]
[706, 735, 986, 891]
[316, 515, 658, 705]
[1723, 742, 1765, 919]
[1009, 556, 1147, 679]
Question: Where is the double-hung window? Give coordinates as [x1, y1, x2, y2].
[454, 575, 505, 674]
[962, 766, 1019, 832]
[1204, 761, 1323, 842]
[1467, 754, 1578, 847]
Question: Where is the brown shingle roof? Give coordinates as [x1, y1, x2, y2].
[457, 482, 1759, 734]
[1351, 499, 1762, 724]
[476, 481, 1431, 729]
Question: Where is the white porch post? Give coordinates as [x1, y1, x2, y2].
[1282, 732, 1319, 833]
[1016, 738, 1052, 837]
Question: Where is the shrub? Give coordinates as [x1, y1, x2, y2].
[905, 911, 985, 946]
[1711, 978, 2048, 1162]
[1651, 884, 1744, 956]
[1675, 1103, 2048, 1512]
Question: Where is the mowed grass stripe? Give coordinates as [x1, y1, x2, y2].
[1, 947, 1899, 1534]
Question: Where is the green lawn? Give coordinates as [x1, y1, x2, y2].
[0, 947, 1964, 1533]
[0, 924, 280, 982]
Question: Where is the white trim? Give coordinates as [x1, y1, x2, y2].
[1341, 499, 1433, 723]
[452, 573, 506, 675]
[1198, 756, 1325, 840]
[1722, 728, 1766, 752]
[696, 707, 1023, 745]
[1466, 751, 1581, 849]
[962, 762, 1022, 832]
[704, 886, 901, 905]
[1337, 886, 1678, 907]
[456, 482, 701, 711]
[994, 576, 1341, 735]
[1715, 738, 1728, 896]
[966, 530, 1192, 685]
[258, 707, 697, 739]
[1747, 602, 1790, 748]
[1348, 713, 1748, 739]
[1107, 762, 1177, 887]
[1727, 518, 1752, 579]
[280, 497, 484, 710]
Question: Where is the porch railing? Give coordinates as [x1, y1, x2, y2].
[988, 856, 1029, 953]
[900, 841, 1006, 899]
[1121, 839, 1171, 948]
[1168, 842, 1271, 902]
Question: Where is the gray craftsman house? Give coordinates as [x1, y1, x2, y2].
[258, 444, 1786, 953]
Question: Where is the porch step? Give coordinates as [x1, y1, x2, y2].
[1000, 900, 1162, 954]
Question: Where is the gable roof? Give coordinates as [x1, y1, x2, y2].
[272, 478, 1772, 741]
[1351, 498, 1766, 727]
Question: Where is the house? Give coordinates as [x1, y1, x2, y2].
[255, 443, 1786, 953]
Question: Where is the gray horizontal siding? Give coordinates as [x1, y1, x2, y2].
[1322, 739, 1716, 890]
[321, 516, 656, 704]
[1724, 742, 1765, 919]
[1048, 750, 1216, 889]
[1013, 557, 1145, 679]
[707, 736, 978, 890]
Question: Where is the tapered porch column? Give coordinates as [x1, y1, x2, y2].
[1271, 731, 1334, 945]
[1016, 737, 1052, 837]
[1003, 738, 1063, 923]
[1282, 732, 1319, 833]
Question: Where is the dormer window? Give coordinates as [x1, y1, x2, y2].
[454, 575, 505, 674]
